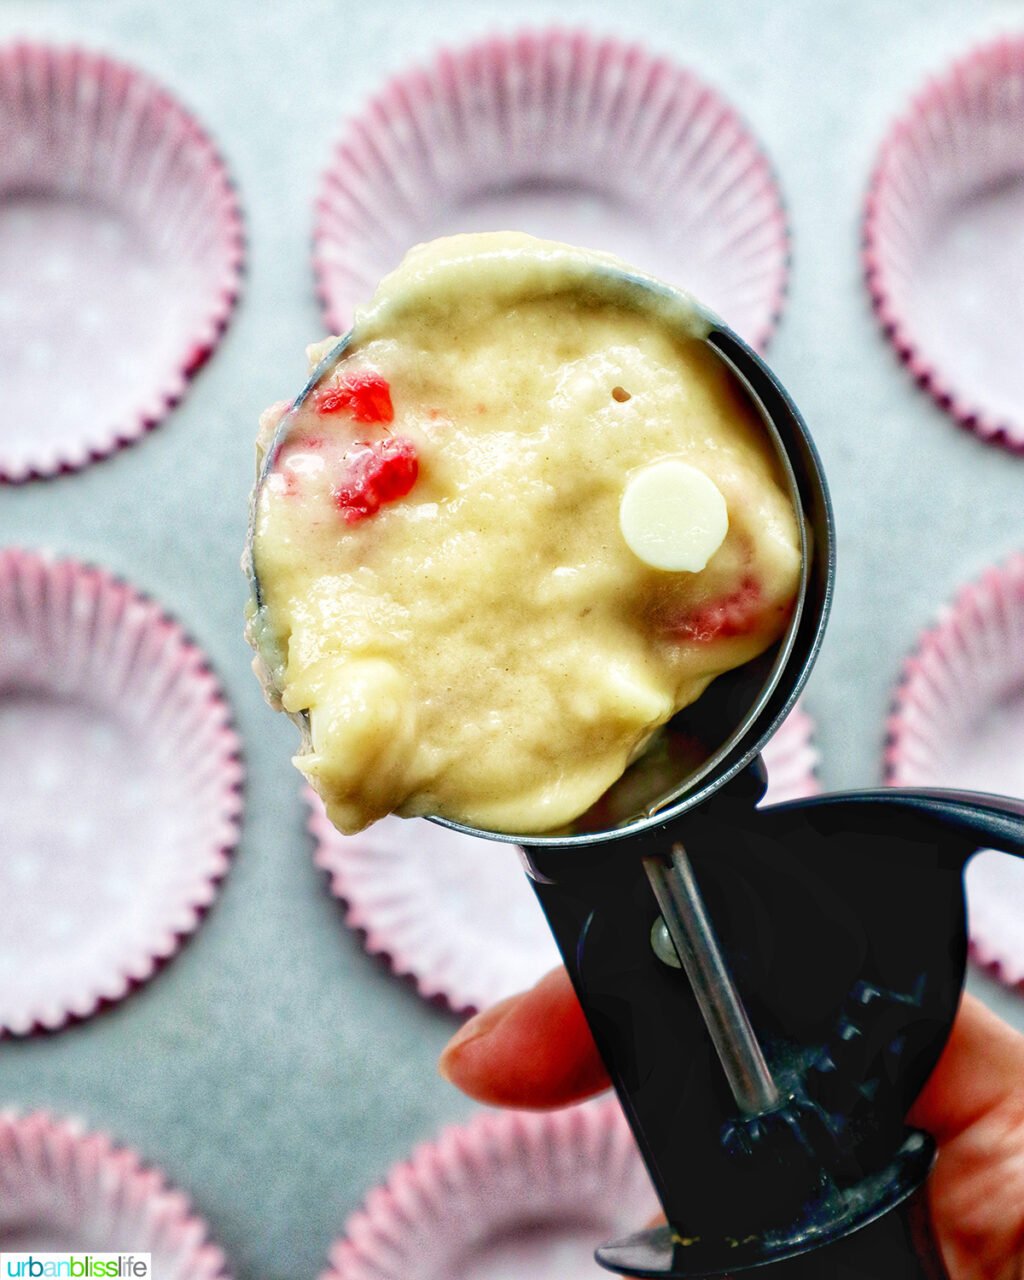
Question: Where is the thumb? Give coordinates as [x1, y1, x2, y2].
[439, 967, 611, 1109]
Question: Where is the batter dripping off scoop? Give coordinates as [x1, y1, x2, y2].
[246, 233, 801, 836]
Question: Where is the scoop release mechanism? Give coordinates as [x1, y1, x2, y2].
[521, 771, 1024, 1278]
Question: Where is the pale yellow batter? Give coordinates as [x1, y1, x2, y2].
[248, 233, 801, 835]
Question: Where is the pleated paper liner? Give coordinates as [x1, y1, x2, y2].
[322, 1099, 657, 1280]
[0, 549, 243, 1033]
[0, 1111, 230, 1277]
[886, 555, 1024, 989]
[311, 702, 819, 1014]
[314, 29, 789, 352]
[760, 699, 821, 804]
[0, 42, 244, 480]
[865, 35, 1024, 450]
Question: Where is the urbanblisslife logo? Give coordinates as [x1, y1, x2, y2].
[0, 1257, 150, 1279]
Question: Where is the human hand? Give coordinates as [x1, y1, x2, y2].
[439, 970, 1024, 1280]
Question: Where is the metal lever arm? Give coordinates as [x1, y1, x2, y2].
[644, 844, 780, 1116]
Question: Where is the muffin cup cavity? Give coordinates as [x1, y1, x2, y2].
[0, 1111, 230, 1277]
[865, 36, 1024, 449]
[322, 1101, 657, 1280]
[0, 43, 244, 480]
[886, 555, 1024, 988]
[315, 29, 789, 352]
[0, 549, 242, 1034]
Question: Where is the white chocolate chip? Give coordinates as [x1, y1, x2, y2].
[619, 460, 729, 572]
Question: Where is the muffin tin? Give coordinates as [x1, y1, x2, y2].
[2, 17, 1023, 1280]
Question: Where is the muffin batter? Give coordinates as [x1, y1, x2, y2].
[247, 233, 801, 835]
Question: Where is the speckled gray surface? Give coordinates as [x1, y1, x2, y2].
[1, 1, 1023, 1276]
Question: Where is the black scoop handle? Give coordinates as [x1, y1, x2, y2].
[777, 785, 1024, 858]
[523, 781, 1024, 1278]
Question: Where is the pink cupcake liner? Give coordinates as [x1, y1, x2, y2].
[0, 1110, 229, 1276]
[865, 36, 1024, 450]
[0, 549, 243, 1034]
[314, 29, 789, 352]
[310, 797, 562, 1015]
[885, 554, 1024, 990]
[760, 698, 820, 803]
[323, 1099, 657, 1280]
[0, 43, 244, 481]
[310, 702, 818, 1014]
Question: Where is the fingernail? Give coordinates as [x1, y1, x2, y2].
[438, 999, 514, 1081]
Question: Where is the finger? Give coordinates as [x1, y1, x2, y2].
[909, 992, 1024, 1145]
[908, 995, 1024, 1277]
[438, 967, 611, 1109]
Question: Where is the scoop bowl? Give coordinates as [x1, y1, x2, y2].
[244, 266, 834, 844]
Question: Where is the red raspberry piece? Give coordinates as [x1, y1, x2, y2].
[675, 576, 763, 643]
[335, 437, 418, 522]
[315, 372, 394, 424]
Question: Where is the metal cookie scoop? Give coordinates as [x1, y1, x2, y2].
[433, 322, 1023, 1278]
[246, 270, 1024, 1277]
[244, 331, 352, 715]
